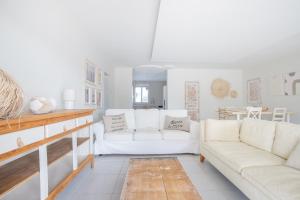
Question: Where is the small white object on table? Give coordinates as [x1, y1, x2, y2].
[232, 111, 293, 122]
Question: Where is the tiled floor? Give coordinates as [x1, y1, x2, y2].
[57, 154, 248, 200]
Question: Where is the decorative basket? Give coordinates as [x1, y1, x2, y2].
[0, 68, 24, 119]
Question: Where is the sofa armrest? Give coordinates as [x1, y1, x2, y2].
[190, 120, 200, 139]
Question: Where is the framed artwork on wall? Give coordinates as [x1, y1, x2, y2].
[96, 89, 102, 108]
[84, 59, 104, 108]
[247, 78, 262, 105]
[86, 61, 96, 85]
[185, 81, 200, 121]
[85, 87, 90, 105]
[91, 88, 96, 105]
[97, 69, 103, 86]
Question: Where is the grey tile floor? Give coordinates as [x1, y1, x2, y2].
[57, 154, 248, 200]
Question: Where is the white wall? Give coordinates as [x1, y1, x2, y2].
[167, 68, 243, 119]
[243, 55, 300, 123]
[0, 1, 113, 120]
[113, 67, 133, 108]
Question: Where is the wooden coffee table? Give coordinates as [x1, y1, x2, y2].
[120, 157, 202, 200]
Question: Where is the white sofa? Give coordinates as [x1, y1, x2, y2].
[94, 109, 200, 155]
[200, 119, 300, 200]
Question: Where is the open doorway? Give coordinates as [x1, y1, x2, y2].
[133, 66, 167, 109]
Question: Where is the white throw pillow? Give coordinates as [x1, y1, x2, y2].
[205, 119, 240, 142]
[286, 141, 300, 170]
[240, 119, 276, 152]
[103, 114, 128, 132]
[164, 115, 190, 132]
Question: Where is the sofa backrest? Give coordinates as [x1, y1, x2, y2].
[240, 119, 277, 152]
[105, 109, 135, 130]
[272, 122, 300, 159]
[159, 110, 188, 130]
[205, 119, 241, 142]
[135, 109, 160, 131]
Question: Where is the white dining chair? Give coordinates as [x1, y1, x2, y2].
[246, 107, 262, 120]
[272, 107, 287, 122]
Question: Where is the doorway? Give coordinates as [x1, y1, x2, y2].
[133, 66, 167, 109]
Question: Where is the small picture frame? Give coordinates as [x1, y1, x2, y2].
[96, 89, 102, 108]
[86, 62, 96, 85]
[247, 78, 262, 105]
[91, 88, 96, 105]
[97, 69, 102, 86]
[85, 87, 90, 104]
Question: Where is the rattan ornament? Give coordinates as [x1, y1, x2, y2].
[211, 79, 230, 99]
[230, 90, 238, 98]
[0, 68, 24, 119]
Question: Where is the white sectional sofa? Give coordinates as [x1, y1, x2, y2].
[200, 119, 300, 200]
[94, 109, 200, 154]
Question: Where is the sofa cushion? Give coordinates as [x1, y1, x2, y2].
[164, 116, 190, 132]
[161, 130, 191, 140]
[240, 119, 277, 152]
[286, 141, 300, 170]
[242, 165, 300, 200]
[134, 130, 163, 141]
[103, 114, 127, 132]
[106, 109, 135, 130]
[273, 122, 300, 159]
[204, 142, 284, 173]
[135, 109, 160, 131]
[205, 119, 240, 142]
[104, 130, 134, 141]
[159, 110, 188, 130]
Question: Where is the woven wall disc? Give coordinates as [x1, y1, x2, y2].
[211, 79, 230, 99]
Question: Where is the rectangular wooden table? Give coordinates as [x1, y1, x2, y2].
[120, 157, 202, 200]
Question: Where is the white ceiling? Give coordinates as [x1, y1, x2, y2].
[152, 0, 300, 65]
[2, 0, 300, 68]
[133, 66, 167, 81]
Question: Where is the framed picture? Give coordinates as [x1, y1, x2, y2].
[86, 61, 96, 85]
[247, 78, 262, 105]
[97, 69, 102, 86]
[96, 89, 102, 108]
[91, 88, 96, 105]
[85, 87, 90, 104]
[185, 81, 200, 121]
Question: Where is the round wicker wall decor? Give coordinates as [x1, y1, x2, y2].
[211, 79, 230, 99]
[0, 68, 24, 119]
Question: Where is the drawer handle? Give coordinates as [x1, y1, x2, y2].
[16, 137, 24, 148]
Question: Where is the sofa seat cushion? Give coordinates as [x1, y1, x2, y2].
[134, 130, 163, 141]
[204, 142, 285, 173]
[242, 165, 300, 200]
[161, 130, 191, 140]
[104, 130, 134, 141]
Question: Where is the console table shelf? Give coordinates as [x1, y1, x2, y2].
[0, 109, 94, 200]
[0, 137, 89, 197]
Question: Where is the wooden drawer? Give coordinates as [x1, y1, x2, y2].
[0, 126, 45, 154]
[47, 119, 76, 137]
[77, 115, 93, 126]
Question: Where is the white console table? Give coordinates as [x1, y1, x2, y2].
[0, 109, 94, 200]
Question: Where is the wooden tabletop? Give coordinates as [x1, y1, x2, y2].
[0, 109, 94, 135]
[121, 157, 202, 200]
